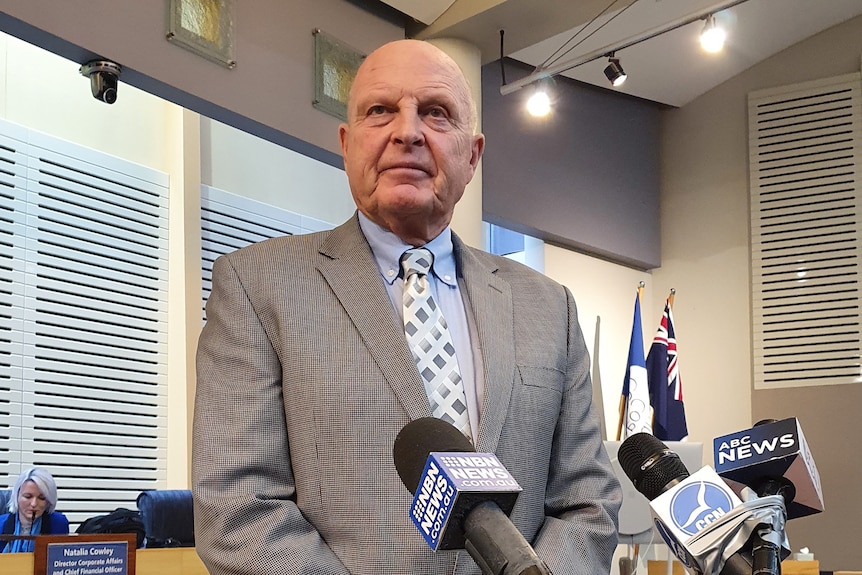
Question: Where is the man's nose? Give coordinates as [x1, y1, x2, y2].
[391, 110, 424, 146]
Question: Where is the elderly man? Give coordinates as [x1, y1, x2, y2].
[192, 39, 621, 575]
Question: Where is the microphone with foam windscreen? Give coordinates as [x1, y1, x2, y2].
[393, 417, 551, 575]
[618, 432, 751, 575]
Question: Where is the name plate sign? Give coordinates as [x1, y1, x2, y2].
[34, 534, 136, 575]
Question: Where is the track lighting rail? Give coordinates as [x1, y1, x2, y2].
[499, 0, 751, 95]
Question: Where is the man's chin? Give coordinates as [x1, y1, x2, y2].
[375, 183, 436, 207]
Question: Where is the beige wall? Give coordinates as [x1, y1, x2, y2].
[543, 246, 653, 440]
[659, 14, 862, 571]
[201, 117, 353, 225]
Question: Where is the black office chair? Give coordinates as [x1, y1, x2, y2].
[136, 489, 195, 548]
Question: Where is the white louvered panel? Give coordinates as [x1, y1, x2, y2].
[23, 389, 161, 422]
[201, 205, 302, 247]
[21, 433, 165, 459]
[23, 352, 161, 386]
[0, 127, 28, 488]
[750, 72, 862, 390]
[23, 319, 160, 351]
[24, 223, 166, 282]
[25, 267, 167, 322]
[22, 365, 162, 395]
[0, 117, 170, 518]
[25, 187, 167, 256]
[24, 298, 166, 341]
[200, 185, 333, 320]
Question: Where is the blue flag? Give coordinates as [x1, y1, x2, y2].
[646, 300, 688, 441]
[621, 294, 652, 438]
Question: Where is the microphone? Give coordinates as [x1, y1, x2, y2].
[393, 417, 551, 575]
[618, 432, 750, 575]
[714, 417, 824, 520]
[715, 418, 823, 575]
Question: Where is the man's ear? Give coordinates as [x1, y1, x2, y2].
[469, 133, 485, 171]
[338, 124, 349, 157]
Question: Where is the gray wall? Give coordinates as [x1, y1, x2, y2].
[482, 58, 663, 270]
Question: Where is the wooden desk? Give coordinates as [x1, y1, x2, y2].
[781, 559, 820, 575]
[0, 547, 208, 575]
[647, 558, 821, 575]
[647, 559, 685, 575]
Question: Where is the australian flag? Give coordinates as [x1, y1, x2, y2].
[646, 300, 688, 440]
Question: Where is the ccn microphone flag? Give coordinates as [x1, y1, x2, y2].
[646, 297, 688, 441]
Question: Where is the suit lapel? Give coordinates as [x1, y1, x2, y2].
[454, 237, 515, 454]
[317, 216, 432, 421]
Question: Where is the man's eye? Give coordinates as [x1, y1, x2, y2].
[368, 105, 387, 115]
[426, 107, 447, 118]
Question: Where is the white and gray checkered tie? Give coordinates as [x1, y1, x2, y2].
[401, 248, 472, 440]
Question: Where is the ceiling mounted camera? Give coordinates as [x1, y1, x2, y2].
[79, 60, 122, 105]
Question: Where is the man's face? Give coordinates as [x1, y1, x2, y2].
[339, 40, 484, 245]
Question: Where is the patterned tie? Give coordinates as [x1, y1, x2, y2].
[401, 248, 472, 440]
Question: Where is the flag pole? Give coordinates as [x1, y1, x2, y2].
[668, 287, 675, 308]
[615, 396, 626, 441]
[616, 282, 645, 440]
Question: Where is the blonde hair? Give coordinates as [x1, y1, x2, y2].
[9, 467, 58, 514]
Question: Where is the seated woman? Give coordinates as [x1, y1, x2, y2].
[1, 467, 70, 552]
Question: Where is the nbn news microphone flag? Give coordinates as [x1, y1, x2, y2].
[646, 298, 688, 441]
[619, 291, 652, 439]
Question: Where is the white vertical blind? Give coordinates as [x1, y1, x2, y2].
[0, 119, 169, 526]
[200, 184, 334, 320]
[749, 73, 862, 390]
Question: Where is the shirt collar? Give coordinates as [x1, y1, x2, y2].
[357, 212, 458, 288]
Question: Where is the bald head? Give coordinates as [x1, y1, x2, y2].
[348, 40, 478, 133]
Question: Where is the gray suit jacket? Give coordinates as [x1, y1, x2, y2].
[192, 214, 621, 575]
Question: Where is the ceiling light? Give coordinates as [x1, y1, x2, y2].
[604, 57, 627, 87]
[526, 86, 551, 117]
[700, 15, 726, 53]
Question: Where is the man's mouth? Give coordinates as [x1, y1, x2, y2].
[382, 162, 431, 175]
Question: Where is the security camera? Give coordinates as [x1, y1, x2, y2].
[79, 60, 122, 104]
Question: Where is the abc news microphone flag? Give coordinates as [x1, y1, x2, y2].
[646, 298, 688, 441]
[619, 291, 652, 439]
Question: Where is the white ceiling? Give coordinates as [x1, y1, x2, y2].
[380, 0, 862, 107]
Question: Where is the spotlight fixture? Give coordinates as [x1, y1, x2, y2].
[526, 85, 551, 117]
[603, 56, 627, 87]
[700, 14, 726, 53]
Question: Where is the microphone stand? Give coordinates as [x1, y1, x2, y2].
[750, 526, 782, 575]
[749, 478, 794, 575]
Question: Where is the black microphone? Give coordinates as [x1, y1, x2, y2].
[714, 417, 823, 520]
[714, 418, 823, 575]
[618, 432, 751, 575]
[393, 417, 551, 575]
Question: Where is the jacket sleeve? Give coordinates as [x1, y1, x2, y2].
[192, 254, 351, 575]
[531, 286, 622, 575]
[47, 511, 70, 535]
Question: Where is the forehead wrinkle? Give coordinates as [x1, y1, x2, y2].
[345, 41, 478, 131]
